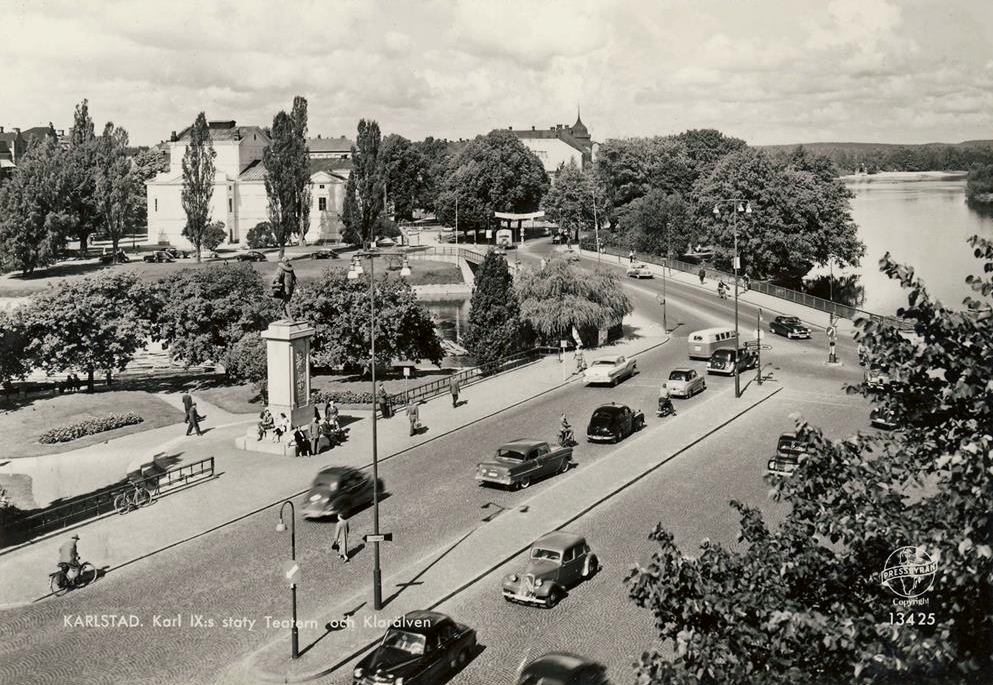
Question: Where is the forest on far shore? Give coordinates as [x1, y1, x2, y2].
[759, 139, 993, 175]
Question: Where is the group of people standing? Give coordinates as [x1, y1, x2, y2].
[59, 373, 84, 394]
[256, 400, 345, 456]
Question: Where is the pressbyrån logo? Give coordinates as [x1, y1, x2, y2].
[880, 546, 938, 599]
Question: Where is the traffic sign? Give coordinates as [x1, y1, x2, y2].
[282, 560, 301, 585]
[364, 533, 393, 543]
[403, 367, 410, 378]
[826, 325, 838, 341]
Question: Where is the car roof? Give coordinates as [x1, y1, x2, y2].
[593, 355, 622, 363]
[593, 403, 626, 415]
[394, 610, 452, 634]
[534, 531, 586, 551]
[778, 315, 801, 321]
[524, 652, 594, 676]
[316, 466, 357, 480]
[671, 367, 693, 373]
[500, 439, 545, 451]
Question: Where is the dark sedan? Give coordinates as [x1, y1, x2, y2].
[517, 652, 609, 685]
[767, 432, 806, 475]
[870, 407, 899, 430]
[142, 250, 175, 263]
[769, 315, 811, 339]
[234, 250, 267, 262]
[302, 466, 383, 519]
[352, 611, 476, 685]
[311, 248, 339, 259]
[706, 346, 758, 375]
[586, 403, 644, 443]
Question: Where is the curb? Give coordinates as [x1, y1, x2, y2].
[245, 383, 782, 683]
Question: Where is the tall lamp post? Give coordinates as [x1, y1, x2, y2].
[713, 200, 752, 399]
[590, 186, 601, 264]
[275, 501, 299, 659]
[348, 248, 411, 611]
[454, 196, 459, 247]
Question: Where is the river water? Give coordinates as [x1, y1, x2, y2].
[811, 172, 993, 315]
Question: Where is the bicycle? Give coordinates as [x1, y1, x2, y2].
[50, 561, 96, 596]
[113, 481, 153, 515]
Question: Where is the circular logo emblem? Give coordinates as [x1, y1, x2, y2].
[880, 546, 938, 598]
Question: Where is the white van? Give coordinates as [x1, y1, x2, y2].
[688, 327, 738, 360]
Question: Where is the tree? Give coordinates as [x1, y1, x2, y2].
[0, 134, 70, 274]
[540, 161, 602, 242]
[64, 99, 101, 254]
[379, 134, 426, 221]
[412, 136, 451, 215]
[203, 221, 227, 251]
[94, 122, 144, 258]
[181, 112, 216, 262]
[693, 147, 864, 283]
[222, 332, 268, 401]
[0, 309, 29, 384]
[464, 252, 531, 374]
[625, 236, 993, 684]
[436, 130, 549, 236]
[264, 110, 304, 255]
[153, 263, 276, 367]
[342, 119, 385, 247]
[594, 136, 695, 217]
[19, 272, 156, 391]
[246, 221, 275, 249]
[516, 259, 632, 346]
[294, 267, 443, 370]
[674, 128, 747, 180]
[615, 190, 693, 256]
[291, 96, 312, 247]
[966, 164, 993, 206]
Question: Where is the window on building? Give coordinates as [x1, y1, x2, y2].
[318, 197, 327, 211]
[154, 198, 158, 212]
[228, 198, 233, 212]
[319, 184, 325, 189]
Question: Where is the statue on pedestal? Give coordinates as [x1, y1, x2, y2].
[270, 256, 297, 320]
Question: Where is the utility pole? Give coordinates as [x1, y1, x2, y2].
[454, 196, 459, 247]
[756, 308, 762, 385]
[591, 185, 601, 264]
[369, 253, 382, 611]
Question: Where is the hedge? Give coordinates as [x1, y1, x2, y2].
[311, 389, 378, 406]
[39, 412, 144, 444]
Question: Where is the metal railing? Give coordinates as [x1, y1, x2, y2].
[1, 457, 215, 547]
[587, 242, 910, 329]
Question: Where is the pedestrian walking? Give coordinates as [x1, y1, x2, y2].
[181, 394, 193, 423]
[698, 267, 706, 285]
[629, 250, 635, 264]
[308, 415, 321, 453]
[377, 382, 392, 418]
[185, 401, 204, 436]
[574, 348, 586, 375]
[325, 398, 339, 423]
[333, 514, 350, 562]
[449, 376, 461, 408]
[406, 401, 420, 436]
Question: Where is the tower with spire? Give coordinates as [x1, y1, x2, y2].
[503, 107, 595, 180]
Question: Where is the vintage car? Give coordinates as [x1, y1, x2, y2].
[625, 263, 653, 279]
[475, 440, 572, 490]
[234, 250, 267, 262]
[302, 466, 383, 519]
[865, 368, 891, 390]
[502, 532, 598, 608]
[98, 249, 129, 264]
[870, 406, 899, 430]
[162, 247, 190, 259]
[517, 653, 609, 685]
[311, 248, 339, 259]
[352, 611, 476, 685]
[769, 315, 811, 339]
[767, 432, 806, 475]
[586, 403, 644, 443]
[583, 355, 637, 386]
[142, 250, 175, 263]
[665, 368, 706, 398]
[706, 346, 758, 375]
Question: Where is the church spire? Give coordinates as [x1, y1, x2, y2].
[571, 105, 589, 140]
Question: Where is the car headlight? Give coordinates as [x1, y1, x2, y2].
[509, 574, 517, 582]
[534, 579, 543, 587]
[353, 667, 364, 679]
[395, 678, 404, 685]
[309, 494, 322, 502]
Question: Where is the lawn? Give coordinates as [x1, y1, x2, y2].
[0, 252, 462, 297]
[0, 391, 184, 459]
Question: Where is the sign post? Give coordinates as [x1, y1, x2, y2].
[827, 317, 838, 365]
[756, 309, 763, 385]
[403, 365, 410, 401]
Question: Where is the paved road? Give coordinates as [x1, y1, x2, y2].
[0, 239, 868, 685]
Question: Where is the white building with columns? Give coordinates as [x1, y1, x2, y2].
[145, 120, 352, 248]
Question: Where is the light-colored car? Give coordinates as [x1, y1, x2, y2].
[502, 532, 598, 608]
[665, 368, 706, 398]
[625, 263, 653, 279]
[584, 355, 637, 386]
[475, 440, 572, 490]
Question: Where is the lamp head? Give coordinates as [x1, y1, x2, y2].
[276, 520, 287, 533]
[712, 205, 720, 216]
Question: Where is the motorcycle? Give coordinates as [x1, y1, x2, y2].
[558, 427, 576, 447]
[657, 397, 676, 417]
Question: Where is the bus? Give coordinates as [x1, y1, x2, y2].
[496, 228, 513, 247]
[687, 327, 738, 360]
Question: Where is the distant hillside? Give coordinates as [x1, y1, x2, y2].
[758, 140, 993, 174]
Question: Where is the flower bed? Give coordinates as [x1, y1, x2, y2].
[38, 412, 144, 444]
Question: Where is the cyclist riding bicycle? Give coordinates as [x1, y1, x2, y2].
[559, 414, 574, 445]
[58, 534, 80, 575]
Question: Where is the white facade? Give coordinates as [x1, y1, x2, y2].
[519, 137, 585, 175]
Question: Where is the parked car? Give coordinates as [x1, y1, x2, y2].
[665, 368, 706, 398]
[769, 315, 811, 339]
[311, 248, 339, 259]
[234, 250, 267, 262]
[502, 532, 598, 608]
[767, 432, 806, 475]
[302, 466, 383, 519]
[162, 247, 189, 259]
[352, 611, 476, 685]
[625, 263, 653, 279]
[551, 234, 564, 244]
[142, 250, 175, 263]
[706, 347, 758, 375]
[475, 440, 572, 490]
[516, 653, 609, 685]
[99, 249, 129, 264]
[565, 250, 581, 262]
[583, 355, 637, 386]
[586, 403, 644, 443]
[870, 406, 899, 430]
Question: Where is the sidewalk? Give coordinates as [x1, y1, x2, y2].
[226, 382, 783, 683]
[0, 312, 667, 608]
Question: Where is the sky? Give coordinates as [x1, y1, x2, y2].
[2, 0, 992, 147]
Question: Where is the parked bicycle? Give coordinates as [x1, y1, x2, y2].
[113, 481, 153, 515]
[50, 560, 96, 596]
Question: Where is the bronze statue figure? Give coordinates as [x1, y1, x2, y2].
[271, 256, 297, 320]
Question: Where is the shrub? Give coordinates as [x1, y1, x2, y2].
[247, 222, 275, 249]
[39, 412, 144, 444]
[311, 389, 377, 406]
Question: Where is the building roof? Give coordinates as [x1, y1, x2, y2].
[307, 135, 354, 153]
[511, 127, 590, 154]
[20, 126, 56, 142]
[174, 121, 269, 143]
[309, 158, 352, 176]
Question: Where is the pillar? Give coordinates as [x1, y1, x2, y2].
[261, 320, 316, 429]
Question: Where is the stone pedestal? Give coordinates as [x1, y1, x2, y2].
[261, 319, 315, 430]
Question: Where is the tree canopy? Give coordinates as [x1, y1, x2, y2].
[615, 189, 693, 256]
[540, 162, 602, 242]
[294, 267, 443, 370]
[342, 119, 385, 247]
[595, 135, 696, 216]
[436, 130, 549, 234]
[94, 122, 144, 257]
[464, 252, 531, 374]
[264, 97, 310, 255]
[626, 236, 993, 684]
[180, 112, 216, 262]
[379, 133, 427, 222]
[64, 99, 101, 254]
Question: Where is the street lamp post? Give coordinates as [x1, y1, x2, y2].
[713, 200, 752, 399]
[455, 197, 459, 247]
[590, 186, 601, 264]
[348, 249, 411, 611]
[275, 501, 299, 659]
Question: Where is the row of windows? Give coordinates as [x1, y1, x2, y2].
[155, 192, 333, 214]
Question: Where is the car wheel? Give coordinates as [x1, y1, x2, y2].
[559, 459, 569, 474]
[457, 647, 470, 668]
[582, 555, 599, 578]
[518, 477, 531, 490]
[546, 589, 562, 608]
